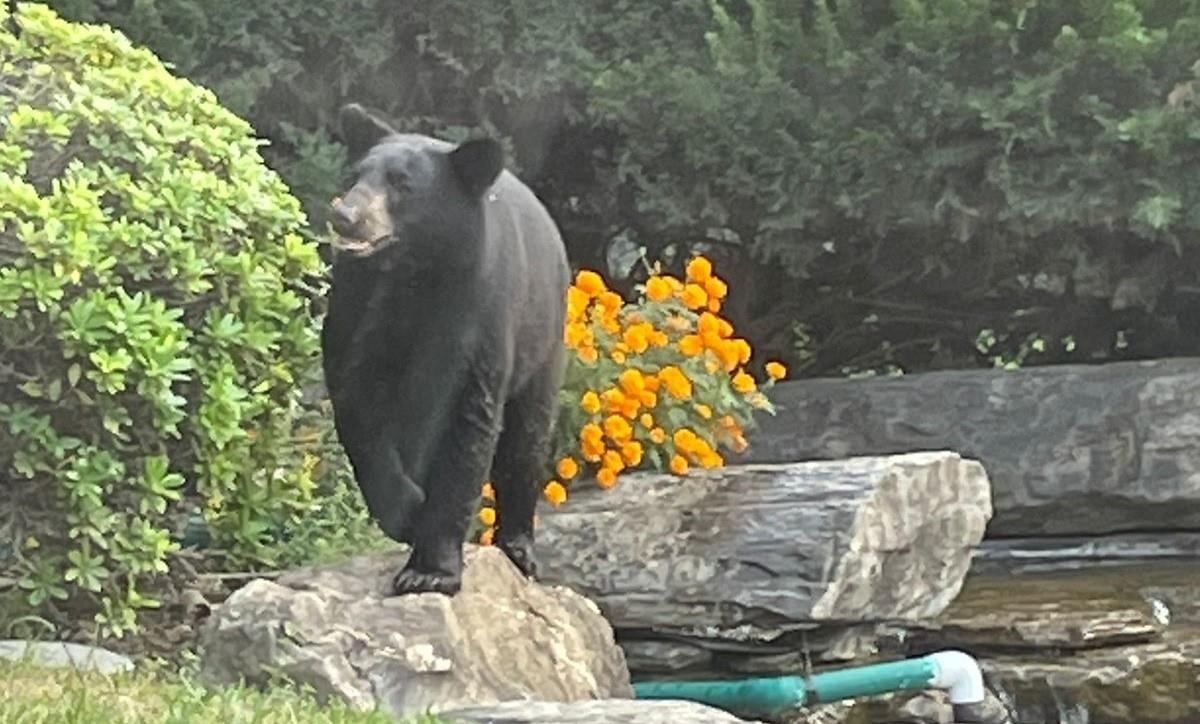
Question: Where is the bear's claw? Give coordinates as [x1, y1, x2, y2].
[390, 566, 462, 596]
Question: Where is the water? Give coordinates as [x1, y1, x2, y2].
[925, 559, 1200, 723]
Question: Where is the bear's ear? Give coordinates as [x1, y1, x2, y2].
[339, 103, 396, 159]
[449, 137, 504, 197]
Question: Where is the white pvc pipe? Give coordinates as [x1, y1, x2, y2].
[927, 649, 986, 704]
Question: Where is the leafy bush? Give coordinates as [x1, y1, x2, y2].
[474, 254, 785, 542]
[51, 0, 1200, 377]
[0, 4, 323, 637]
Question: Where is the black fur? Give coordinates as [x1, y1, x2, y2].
[323, 104, 569, 596]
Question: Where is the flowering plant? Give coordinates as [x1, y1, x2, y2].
[475, 255, 786, 543]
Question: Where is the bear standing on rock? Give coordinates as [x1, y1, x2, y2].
[321, 104, 570, 596]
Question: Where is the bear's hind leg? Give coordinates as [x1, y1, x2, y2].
[391, 380, 504, 596]
[490, 374, 558, 580]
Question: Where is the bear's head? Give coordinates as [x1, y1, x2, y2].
[328, 103, 505, 260]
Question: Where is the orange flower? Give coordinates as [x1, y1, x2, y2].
[565, 322, 591, 348]
[604, 414, 634, 443]
[681, 284, 707, 309]
[581, 391, 601, 414]
[598, 291, 623, 317]
[611, 349, 627, 364]
[766, 361, 787, 380]
[582, 438, 606, 462]
[640, 413, 655, 428]
[719, 318, 734, 337]
[734, 338, 752, 364]
[658, 366, 693, 399]
[579, 346, 599, 363]
[597, 468, 618, 488]
[479, 507, 496, 526]
[708, 297, 722, 313]
[704, 276, 728, 300]
[645, 276, 672, 301]
[556, 457, 579, 480]
[544, 480, 568, 506]
[481, 481, 495, 498]
[479, 528, 495, 545]
[602, 388, 628, 413]
[650, 427, 667, 444]
[698, 312, 721, 337]
[733, 370, 756, 393]
[581, 422, 604, 442]
[643, 375, 661, 392]
[670, 454, 689, 475]
[619, 369, 646, 396]
[694, 403, 713, 419]
[575, 269, 607, 296]
[566, 286, 590, 321]
[651, 330, 669, 346]
[638, 390, 657, 408]
[623, 324, 651, 353]
[699, 450, 724, 468]
[716, 341, 741, 372]
[673, 428, 699, 451]
[686, 256, 713, 283]
[621, 397, 641, 419]
[679, 334, 704, 356]
[621, 440, 644, 466]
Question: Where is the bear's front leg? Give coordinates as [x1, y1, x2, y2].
[391, 377, 504, 596]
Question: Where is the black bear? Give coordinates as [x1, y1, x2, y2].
[321, 104, 569, 596]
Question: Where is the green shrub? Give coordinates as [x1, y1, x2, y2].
[0, 3, 324, 637]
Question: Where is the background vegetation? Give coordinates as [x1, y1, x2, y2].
[6, 0, 1200, 652]
[43, 0, 1200, 377]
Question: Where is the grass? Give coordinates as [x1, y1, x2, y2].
[0, 659, 451, 724]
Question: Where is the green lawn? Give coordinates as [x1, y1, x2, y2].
[0, 660, 449, 724]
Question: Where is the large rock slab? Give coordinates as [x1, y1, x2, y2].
[444, 699, 766, 723]
[197, 546, 632, 717]
[736, 357, 1200, 538]
[534, 452, 992, 674]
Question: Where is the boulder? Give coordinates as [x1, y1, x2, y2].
[735, 357, 1200, 538]
[0, 640, 133, 674]
[197, 546, 632, 717]
[533, 452, 992, 674]
[982, 631, 1200, 724]
[443, 699, 766, 723]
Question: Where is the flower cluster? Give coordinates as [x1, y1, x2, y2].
[475, 255, 786, 544]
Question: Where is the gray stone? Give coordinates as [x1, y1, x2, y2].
[0, 640, 134, 674]
[982, 630, 1200, 724]
[534, 452, 992, 672]
[442, 699, 766, 723]
[197, 546, 632, 717]
[735, 357, 1200, 538]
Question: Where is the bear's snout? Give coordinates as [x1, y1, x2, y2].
[330, 199, 363, 237]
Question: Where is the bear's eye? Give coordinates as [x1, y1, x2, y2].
[384, 169, 409, 191]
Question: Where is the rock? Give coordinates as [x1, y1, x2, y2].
[912, 560, 1197, 655]
[0, 640, 134, 674]
[735, 358, 1200, 538]
[534, 452, 992, 674]
[443, 699, 767, 723]
[971, 532, 1200, 575]
[794, 688, 1013, 724]
[982, 629, 1200, 724]
[899, 561, 1200, 723]
[197, 546, 632, 717]
[912, 568, 1166, 652]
